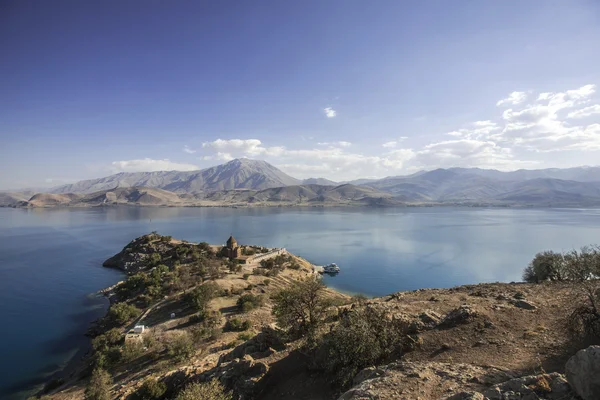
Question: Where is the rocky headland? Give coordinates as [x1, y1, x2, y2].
[33, 234, 600, 400]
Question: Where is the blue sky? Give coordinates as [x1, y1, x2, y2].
[2, 0, 600, 189]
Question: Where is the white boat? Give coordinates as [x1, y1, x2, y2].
[323, 263, 340, 273]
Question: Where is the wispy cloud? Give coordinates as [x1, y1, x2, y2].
[496, 91, 528, 107]
[317, 141, 351, 147]
[183, 145, 196, 154]
[567, 104, 600, 119]
[324, 107, 337, 118]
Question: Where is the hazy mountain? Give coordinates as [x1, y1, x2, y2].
[0, 192, 32, 207]
[302, 177, 338, 186]
[447, 166, 600, 182]
[7, 161, 600, 207]
[50, 159, 301, 194]
[363, 169, 600, 204]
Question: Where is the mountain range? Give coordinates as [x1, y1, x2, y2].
[3, 159, 600, 207]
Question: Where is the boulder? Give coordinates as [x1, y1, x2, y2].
[439, 305, 478, 328]
[481, 373, 572, 400]
[446, 392, 485, 400]
[511, 299, 537, 310]
[565, 345, 600, 400]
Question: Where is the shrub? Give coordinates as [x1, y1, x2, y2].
[160, 235, 172, 243]
[135, 378, 167, 400]
[149, 252, 161, 267]
[522, 251, 566, 283]
[236, 293, 264, 312]
[167, 332, 194, 361]
[523, 246, 600, 283]
[244, 284, 254, 291]
[271, 277, 330, 338]
[121, 340, 144, 362]
[237, 332, 253, 341]
[84, 368, 112, 400]
[288, 262, 300, 270]
[242, 273, 250, 280]
[317, 307, 411, 388]
[263, 279, 271, 286]
[225, 318, 250, 332]
[107, 303, 140, 325]
[567, 281, 600, 339]
[92, 328, 123, 353]
[186, 282, 219, 313]
[176, 380, 232, 400]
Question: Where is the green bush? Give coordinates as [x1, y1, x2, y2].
[186, 282, 219, 313]
[84, 368, 112, 400]
[236, 293, 264, 312]
[317, 307, 411, 388]
[107, 303, 140, 325]
[135, 377, 167, 400]
[175, 380, 232, 400]
[523, 246, 600, 283]
[263, 279, 271, 286]
[167, 332, 194, 361]
[121, 340, 144, 362]
[237, 332, 253, 341]
[242, 273, 250, 280]
[224, 318, 250, 332]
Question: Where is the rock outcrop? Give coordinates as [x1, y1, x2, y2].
[565, 345, 600, 400]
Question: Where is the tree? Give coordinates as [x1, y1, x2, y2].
[107, 303, 140, 325]
[167, 331, 194, 361]
[236, 293, 264, 312]
[135, 378, 167, 400]
[317, 307, 411, 388]
[186, 283, 218, 313]
[272, 277, 330, 338]
[84, 368, 112, 400]
[522, 250, 566, 283]
[176, 380, 232, 400]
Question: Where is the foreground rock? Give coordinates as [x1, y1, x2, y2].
[565, 345, 600, 400]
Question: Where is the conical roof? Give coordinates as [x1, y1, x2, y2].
[227, 235, 237, 247]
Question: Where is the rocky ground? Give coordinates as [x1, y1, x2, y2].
[37, 235, 600, 400]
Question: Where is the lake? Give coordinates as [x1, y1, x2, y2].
[1, 206, 600, 398]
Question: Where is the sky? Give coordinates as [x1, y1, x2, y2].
[2, 0, 600, 189]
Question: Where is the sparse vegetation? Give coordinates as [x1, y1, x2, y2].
[175, 380, 232, 400]
[236, 293, 264, 312]
[523, 246, 600, 340]
[135, 377, 167, 400]
[272, 276, 330, 338]
[166, 332, 195, 361]
[316, 307, 411, 388]
[84, 368, 112, 400]
[224, 318, 250, 332]
[186, 282, 219, 313]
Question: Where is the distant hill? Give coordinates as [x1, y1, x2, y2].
[50, 159, 301, 194]
[5, 161, 600, 208]
[302, 177, 339, 186]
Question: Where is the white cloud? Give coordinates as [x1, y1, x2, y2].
[193, 84, 600, 179]
[109, 158, 199, 173]
[567, 104, 600, 119]
[496, 91, 528, 107]
[183, 145, 196, 154]
[324, 107, 337, 118]
[317, 141, 352, 147]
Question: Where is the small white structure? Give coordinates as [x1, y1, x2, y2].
[170, 312, 176, 319]
[133, 325, 146, 334]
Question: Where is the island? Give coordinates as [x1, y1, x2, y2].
[32, 234, 600, 400]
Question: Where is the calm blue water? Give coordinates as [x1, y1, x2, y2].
[2, 206, 600, 398]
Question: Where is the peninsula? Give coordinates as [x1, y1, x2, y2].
[32, 234, 600, 400]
